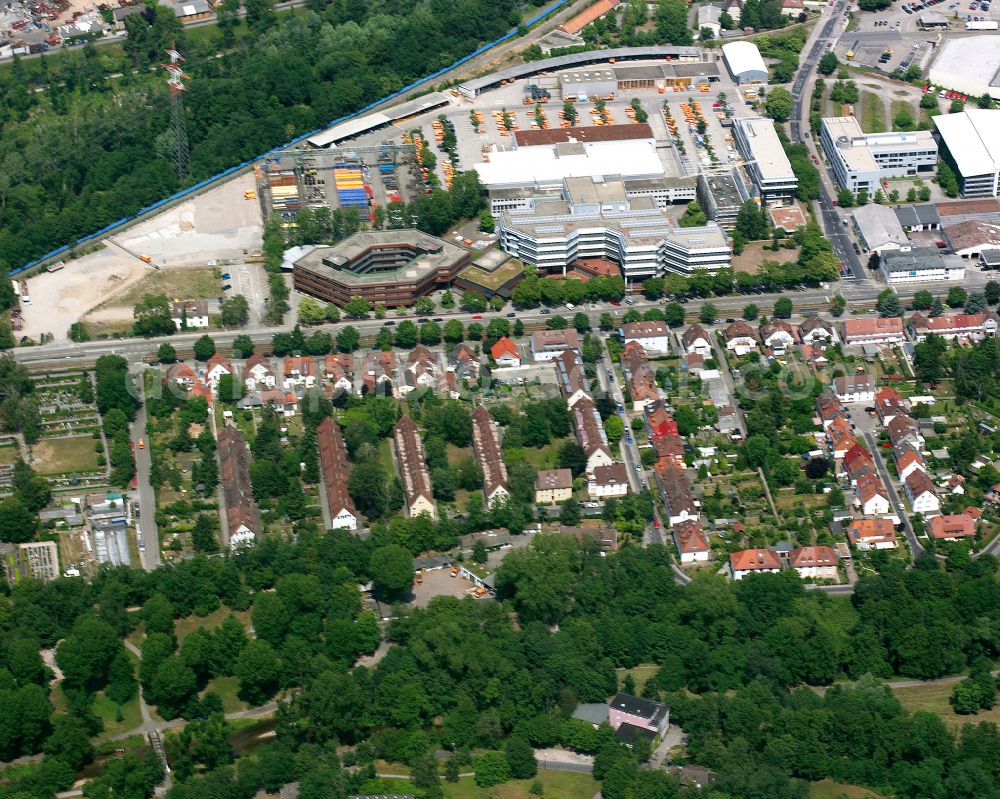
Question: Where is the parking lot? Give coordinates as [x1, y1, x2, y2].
[227, 262, 268, 325]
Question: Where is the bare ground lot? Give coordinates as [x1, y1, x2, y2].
[21, 173, 263, 342]
[20, 245, 150, 342]
[32, 436, 100, 475]
[409, 568, 480, 608]
[83, 266, 222, 334]
[732, 242, 799, 274]
[117, 172, 263, 268]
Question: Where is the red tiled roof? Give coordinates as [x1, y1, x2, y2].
[842, 317, 905, 338]
[848, 518, 897, 544]
[491, 336, 519, 361]
[928, 513, 976, 539]
[730, 549, 781, 572]
[673, 520, 709, 553]
[560, 0, 621, 33]
[790, 545, 837, 568]
[316, 417, 357, 521]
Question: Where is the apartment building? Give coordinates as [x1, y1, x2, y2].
[393, 416, 437, 519]
[218, 425, 262, 550]
[316, 417, 358, 531]
[471, 406, 510, 509]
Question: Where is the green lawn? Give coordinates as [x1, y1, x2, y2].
[516, 438, 570, 471]
[859, 92, 885, 134]
[615, 663, 659, 693]
[202, 676, 248, 714]
[93, 691, 144, 740]
[809, 779, 887, 799]
[890, 99, 915, 131]
[442, 771, 600, 799]
[174, 607, 251, 643]
[0, 445, 19, 465]
[31, 436, 100, 474]
[892, 680, 1000, 731]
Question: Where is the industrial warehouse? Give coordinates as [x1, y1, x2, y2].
[268, 42, 805, 295]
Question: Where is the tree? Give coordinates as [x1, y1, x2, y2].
[743, 304, 759, 321]
[556, 441, 587, 477]
[472, 539, 488, 564]
[505, 736, 537, 780]
[420, 321, 442, 345]
[818, 51, 838, 75]
[149, 656, 197, 720]
[191, 514, 218, 553]
[876, 290, 903, 318]
[157, 343, 177, 364]
[395, 320, 419, 348]
[220, 294, 250, 327]
[443, 319, 464, 343]
[736, 200, 770, 241]
[664, 302, 685, 327]
[461, 292, 488, 312]
[336, 326, 360, 353]
[369, 544, 414, 600]
[894, 106, 915, 131]
[947, 286, 968, 308]
[193, 335, 216, 362]
[773, 297, 792, 319]
[343, 296, 371, 319]
[912, 290, 934, 310]
[604, 415, 624, 444]
[599, 313, 614, 331]
[43, 716, 93, 771]
[678, 202, 707, 228]
[765, 87, 793, 122]
[133, 294, 175, 337]
[217, 373, 244, 404]
[475, 751, 511, 787]
[837, 188, 855, 207]
[235, 641, 280, 706]
[0, 497, 35, 543]
[559, 497, 581, 526]
[699, 303, 717, 324]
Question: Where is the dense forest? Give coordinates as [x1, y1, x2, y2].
[0, 0, 526, 272]
[2, 522, 1000, 799]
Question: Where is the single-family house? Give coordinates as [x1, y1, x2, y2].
[245, 354, 276, 392]
[875, 386, 908, 425]
[895, 447, 926, 482]
[261, 389, 298, 417]
[847, 518, 897, 550]
[535, 468, 574, 504]
[856, 471, 891, 515]
[167, 362, 198, 390]
[843, 444, 875, 484]
[621, 320, 670, 355]
[491, 336, 521, 367]
[681, 324, 713, 357]
[798, 343, 828, 371]
[450, 343, 480, 386]
[723, 320, 758, 355]
[904, 469, 940, 515]
[673, 519, 710, 563]
[283, 356, 316, 390]
[205, 353, 232, 391]
[790, 546, 839, 579]
[888, 414, 923, 451]
[171, 299, 209, 330]
[608, 694, 670, 737]
[799, 316, 838, 344]
[363, 351, 397, 396]
[323, 354, 354, 395]
[760, 319, 799, 354]
[834, 374, 875, 404]
[842, 317, 906, 346]
[928, 512, 976, 541]
[589, 462, 630, 499]
[729, 548, 781, 580]
[831, 430, 859, 460]
[404, 346, 437, 393]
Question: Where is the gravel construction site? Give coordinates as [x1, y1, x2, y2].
[19, 172, 264, 342]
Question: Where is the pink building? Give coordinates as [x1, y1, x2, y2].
[608, 693, 669, 737]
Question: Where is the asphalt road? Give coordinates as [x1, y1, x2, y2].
[132, 371, 161, 569]
[863, 430, 924, 558]
[11, 287, 899, 370]
[789, 0, 868, 281]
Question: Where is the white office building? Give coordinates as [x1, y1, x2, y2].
[497, 175, 731, 280]
[820, 117, 938, 196]
[732, 117, 797, 205]
[932, 109, 1000, 198]
[881, 247, 966, 284]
